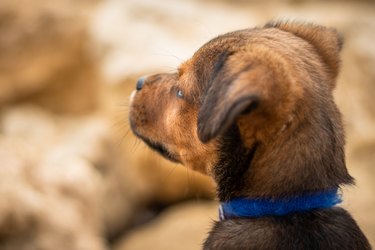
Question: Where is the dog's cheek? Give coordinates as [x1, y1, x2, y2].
[158, 99, 221, 174]
[182, 139, 220, 175]
[166, 112, 219, 174]
[164, 105, 181, 135]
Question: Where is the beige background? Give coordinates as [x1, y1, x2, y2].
[0, 0, 374, 249]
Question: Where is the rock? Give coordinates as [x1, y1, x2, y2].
[335, 21, 375, 147]
[333, 14, 375, 246]
[0, 140, 107, 250]
[114, 201, 218, 250]
[0, 105, 145, 250]
[125, 141, 217, 204]
[1, 105, 58, 148]
[91, 0, 258, 81]
[0, 0, 101, 114]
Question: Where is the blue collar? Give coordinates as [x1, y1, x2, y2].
[219, 189, 341, 220]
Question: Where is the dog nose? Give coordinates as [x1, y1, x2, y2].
[136, 77, 145, 91]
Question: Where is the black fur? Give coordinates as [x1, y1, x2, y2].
[197, 62, 258, 143]
[213, 125, 258, 201]
[204, 207, 371, 250]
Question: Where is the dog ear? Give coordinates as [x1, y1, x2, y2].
[197, 54, 272, 143]
[266, 21, 343, 86]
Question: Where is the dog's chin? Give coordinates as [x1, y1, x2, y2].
[130, 123, 181, 163]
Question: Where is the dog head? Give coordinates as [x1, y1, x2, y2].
[129, 21, 353, 200]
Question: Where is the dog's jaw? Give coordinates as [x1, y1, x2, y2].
[129, 97, 181, 163]
[132, 130, 181, 163]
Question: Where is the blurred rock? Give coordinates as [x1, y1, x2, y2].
[122, 140, 216, 204]
[0, 105, 145, 250]
[0, 0, 101, 114]
[333, 18, 375, 245]
[114, 201, 218, 250]
[91, 0, 258, 82]
[336, 21, 375, 147]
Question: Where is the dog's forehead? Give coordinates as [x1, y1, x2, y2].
[178, 27, 310, 98]
[180, 29, 259, 92]
[193, 27, 302, 60]
[194, 29, 254, 58]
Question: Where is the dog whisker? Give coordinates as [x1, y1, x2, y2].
[129, 138, 140, 153]
[115, 128, 132, 148]
[153, 50, 185, 63]
[162, 164, 178, 183]
[184, 165, 191, 198]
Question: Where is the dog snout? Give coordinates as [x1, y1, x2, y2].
[136, 77, 146, 91]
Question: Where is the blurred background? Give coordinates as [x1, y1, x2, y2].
[0, 0, 374, 249]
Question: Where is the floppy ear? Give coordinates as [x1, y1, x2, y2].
[266, 21, 343, 86]
[197, 54, 273, 143]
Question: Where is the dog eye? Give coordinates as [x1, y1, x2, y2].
[176, 89, 184, 98]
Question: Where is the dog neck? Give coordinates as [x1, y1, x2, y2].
[212, 131, 343, 219]
[212, 119, 354, 202]
[213, 125, 258, 202]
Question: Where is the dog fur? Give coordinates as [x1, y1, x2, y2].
[129, 21, 371, 249]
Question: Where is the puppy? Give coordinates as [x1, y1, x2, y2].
[129, 21, 371, 249]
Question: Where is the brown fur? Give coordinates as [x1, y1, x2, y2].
[129, 21, 371, 249]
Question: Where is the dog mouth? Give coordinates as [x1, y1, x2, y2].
[130, 122, 181, 163]
[143, 138, 180, 163]
[139, 135, 181, 163]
